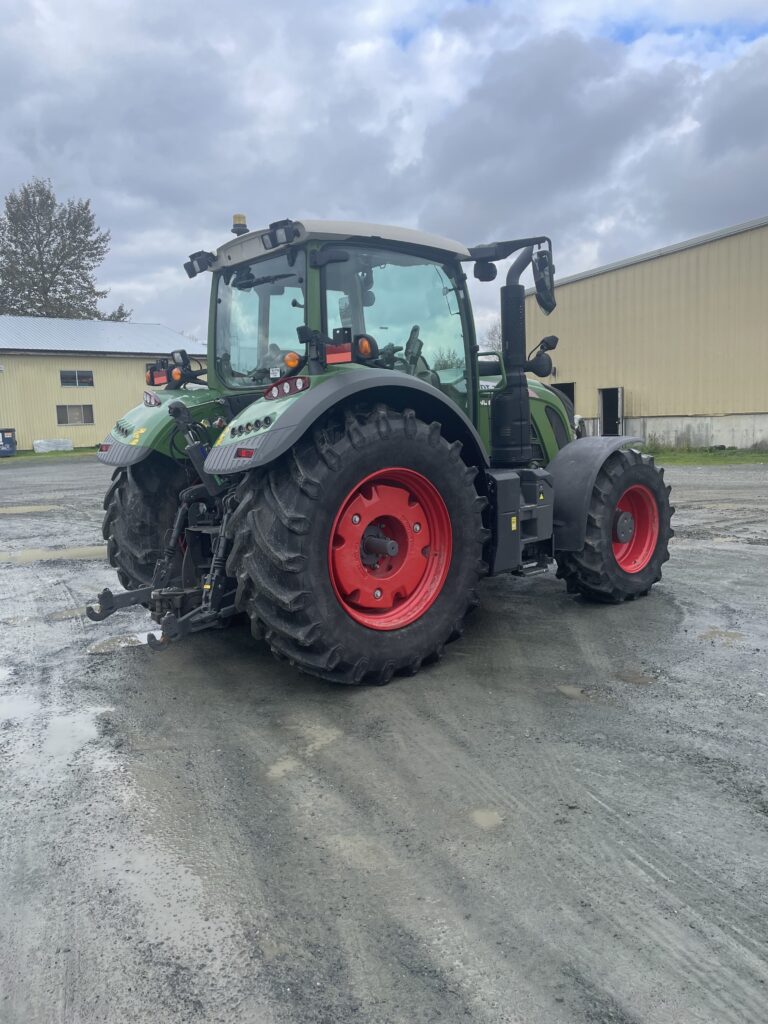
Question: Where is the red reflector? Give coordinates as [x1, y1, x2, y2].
[235, 447, 255, 459]
[99, 443, 111, 452]
[326, 343, 352, 364]
[154, 370, 168, 385]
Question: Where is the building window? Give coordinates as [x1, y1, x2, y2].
[60, 369, 94, 387]
[56, 404, 94, 425]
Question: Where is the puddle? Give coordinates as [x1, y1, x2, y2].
[0, 504, 62, 515]
[0, 545, 106, 564]
[267, 756, 301, 779]
[87, 634, 146, 654]
[0, 693, 40, 723]
[616, 669, 655, 686]
[558, 684, 588, 700]
[47, 606, 87, 622]
[471, 808, 503, 829]
[699, 627, 744, 646]
[43, 711, 100, 759]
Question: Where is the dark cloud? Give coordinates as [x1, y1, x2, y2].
[0, 1, 766, 335]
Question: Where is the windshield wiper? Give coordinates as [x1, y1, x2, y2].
[233, 272, 296, 290]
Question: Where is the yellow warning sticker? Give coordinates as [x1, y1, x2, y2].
[510, 516, 518, 531]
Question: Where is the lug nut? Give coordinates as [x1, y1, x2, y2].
[413, 522, 421, 533]
[352, 514, 361, 525]
[373, 588, 382, 600]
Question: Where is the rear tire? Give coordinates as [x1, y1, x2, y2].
[102, 453, 188, 589]
[226, 405, 488, 684]
[555, 449, 674, 603]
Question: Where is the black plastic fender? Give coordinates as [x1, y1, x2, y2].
[548, 435, 642, 552]
[204, 368, 489, 475]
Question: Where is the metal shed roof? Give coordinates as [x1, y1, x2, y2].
[0, 315, 204, 356]
[554, 214, 768, 289]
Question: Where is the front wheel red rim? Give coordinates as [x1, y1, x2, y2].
[329, 467, 452, 630]
[612, 484, 660, 573]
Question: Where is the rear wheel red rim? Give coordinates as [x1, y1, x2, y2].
[612, 484, 660, 573]
[329, 467, 452, 630]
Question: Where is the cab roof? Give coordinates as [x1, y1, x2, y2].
[212, 218, 470, 269]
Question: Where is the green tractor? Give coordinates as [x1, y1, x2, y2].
[87, 217, 673, 684]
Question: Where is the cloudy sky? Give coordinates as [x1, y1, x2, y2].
[2, 0, 767, 337]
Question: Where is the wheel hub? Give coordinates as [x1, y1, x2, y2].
[612, 509, 635, 544]
[329, 468, 452, 630]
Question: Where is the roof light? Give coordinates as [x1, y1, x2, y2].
[283, 351, 300, 369]
[232, 213, 248, 236]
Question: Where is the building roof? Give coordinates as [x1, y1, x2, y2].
[0, 315, 204, 356]
[554, 214, 768, 289]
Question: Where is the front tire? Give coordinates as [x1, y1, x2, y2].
[226, 405, 488, 684]
[555, 449, 674, 603]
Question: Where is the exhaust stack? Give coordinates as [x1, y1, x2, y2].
[490, 246, 534, 468]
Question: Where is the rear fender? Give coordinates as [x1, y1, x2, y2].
[548, 436, 642, 552]
[204, 368, 489, 475]
[97, 388, 229, 468]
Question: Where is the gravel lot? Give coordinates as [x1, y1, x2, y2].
[0, 456, 766, 1023]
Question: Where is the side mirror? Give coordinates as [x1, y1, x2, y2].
[532, 249, 556, 315]
[539, 334, 558, 352]
[477, 352, 502, 376]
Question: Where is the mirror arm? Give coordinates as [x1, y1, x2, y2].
[506, 246, 533, 287]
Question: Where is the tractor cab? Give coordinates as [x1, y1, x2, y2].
[203, 218, 478, 417]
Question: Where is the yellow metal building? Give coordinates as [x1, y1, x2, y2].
[525, 216, 768, 448]
[0, 316, 204, 451]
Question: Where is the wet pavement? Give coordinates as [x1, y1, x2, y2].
[0, 455, 767, 1023]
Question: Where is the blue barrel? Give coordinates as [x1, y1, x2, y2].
[0, 427, 17, 457]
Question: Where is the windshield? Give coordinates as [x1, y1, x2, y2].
[215, 251, 306, 385]
[323, 246, 468, 402]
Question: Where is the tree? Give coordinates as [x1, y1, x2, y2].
[483, 319, 502, 352]
[431, 346, 465, 371]
[0, 178, 131, 321]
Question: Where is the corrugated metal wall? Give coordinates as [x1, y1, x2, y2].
[0, 353, 167, 450]
[525, 222, 768, 419]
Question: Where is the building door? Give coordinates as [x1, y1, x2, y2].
[599, 387, 624, 435]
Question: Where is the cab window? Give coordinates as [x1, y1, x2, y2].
[323, 247, 468, 408]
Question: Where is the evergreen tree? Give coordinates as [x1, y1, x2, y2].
[0, 177, 131, 320]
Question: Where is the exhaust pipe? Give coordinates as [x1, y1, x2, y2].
[490, 246, 533, 468]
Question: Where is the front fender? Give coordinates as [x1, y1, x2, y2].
[548, 435, 642, 552]
[96, 388, 227, 468]
[204, 368, 489, 475]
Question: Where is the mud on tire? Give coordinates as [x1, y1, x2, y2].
[555, 448, 674, 603]
[225, 405, 489, 684]
[102, 453, 189, 589]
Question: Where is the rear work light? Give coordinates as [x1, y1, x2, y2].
[265, 376, 310, 400]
